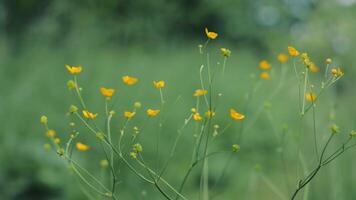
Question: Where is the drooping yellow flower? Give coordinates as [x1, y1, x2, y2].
[124, 111, 136, 118]
[76, 142, 90, 151]
[193, 113, 202, 121]
[122, 76, 138, 85]
[153, 80, 165, 89]
[230, 109, 245, 121]
[82, 110, 98, 119]
[146, 109, 160, 117]
[100, 87, 115, 97]
[309, 63, 319, 73]
[205, 27, 218, 39]
[331, 68, 344, 77]
[194, 89, 208, 97]
[205, 110, 215, 118]
[65, 64, 82, 75]
[277, 53, 288, 63]
[46, 129, 56, 138]
[305, 93, 317, 102]
[220, 48, 231, 57]
[288, 46, 300, 57]
[260, 72, 270, 80]
[259, 60, 271, 70]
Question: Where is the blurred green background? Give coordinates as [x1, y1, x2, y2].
[1, 0, 356, 199]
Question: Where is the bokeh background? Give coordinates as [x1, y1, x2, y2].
[1, 0, 356, 199]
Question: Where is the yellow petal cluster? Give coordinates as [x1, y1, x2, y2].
[230, 109, 245, 121]
[146, 109, 160, 117]
[100, 87, 115, 97]
[288, 46, 300, 57]
[194, 89, 208, 97]
[65, 64, 82, 75]
[82, 110, 98, 119]
[259, 60, 271, 70]
[305, 93, 317, 102]
[153, 80, 165, 89]
[277, 53, 288, 63]
[76, 142, 90, 151]
[122, 76, 138, 85]
[124, 111, 136, 118]
[205, 27, 218, 39]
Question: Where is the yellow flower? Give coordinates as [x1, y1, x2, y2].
[82, 110, 98, 119]
[124, 111, 135, 118]
[194, 89, 208, 97]
[220, 48, 231, 57]
[305, 93, 317, 102]
[230, 109, 245, 121]
[259, 60, 271, 70]
[205, 27, 218, 39]
[153, 80, 165, 89]
[54, 138, 61, 145]
[205, 110, 215, 118]
[288, 46, 300, 57]
[122, 76, 138, 85]
[331, 68, 344, 77]
[100, 87, 115, 97]
[76, 142, 90, 151]
[146, 109, 160, 117]
[65, 64, 82, 75]
[309, 63, 319, 73]
[277, 53, 288, 63]
[46, 129, 56, 138]
[260, 72, 270, 80]
[193, 113, 202, 121]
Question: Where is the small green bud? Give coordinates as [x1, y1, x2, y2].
[69, 105, 78, 113]
[100, 159, 109, 167]
[134, 101, 142, 109]
[96, 132, 104, 140]
[67, 80, 76, 90]
[130, 152, 138, 159]
[254, 164, 262, 172]
[326, 58, 332, 64]
[57, 148, 65, 157]
[133, 143, 143, 153]
[330, 124, 340, 134]
[232, 144, 240, 152]
[350, 130, 356, 137]
[43, 143, 51, 151]
[40, 115, 48, 124]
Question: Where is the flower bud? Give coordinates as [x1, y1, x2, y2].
[232, 144, 240, 152]
[67, 80, 76, 90]
[69, 105, 78, 113]
[40, 115, 48, 124]
[134, 101, 142, 109]
[330, 124, 340, 134]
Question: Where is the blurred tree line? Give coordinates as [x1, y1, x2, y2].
[0, 0, 321, 49]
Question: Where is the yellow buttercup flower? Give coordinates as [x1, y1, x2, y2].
[193, 113, 202, 121]
[65, 64, 82, 75]
[205, 27, 218, 39]
[220, 48, 231, 57]
[259, 60, 271, 70]
[277, 53, 288, 63]
[288, 46, 300, 57]
[100, 87, 115, 97]
[82, 110, 98, 119]
[305, 93, 317, 102]
[46, 129, 56, 138]
[331, 68, 344, 77]
[122, 76, 138, 85]
[205, 110, 215, 118]
[260, 72, 270, 80]
[194, 89, 208, 97]
[146, 109, 160, 117]
[230, 109, 245, 121]
[76, 142, 90, 151]
[153, 80, 165, 89]
[124, 111, 136, 118]
[309, 63, 319, 73]
[301, 53, 312, 66]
